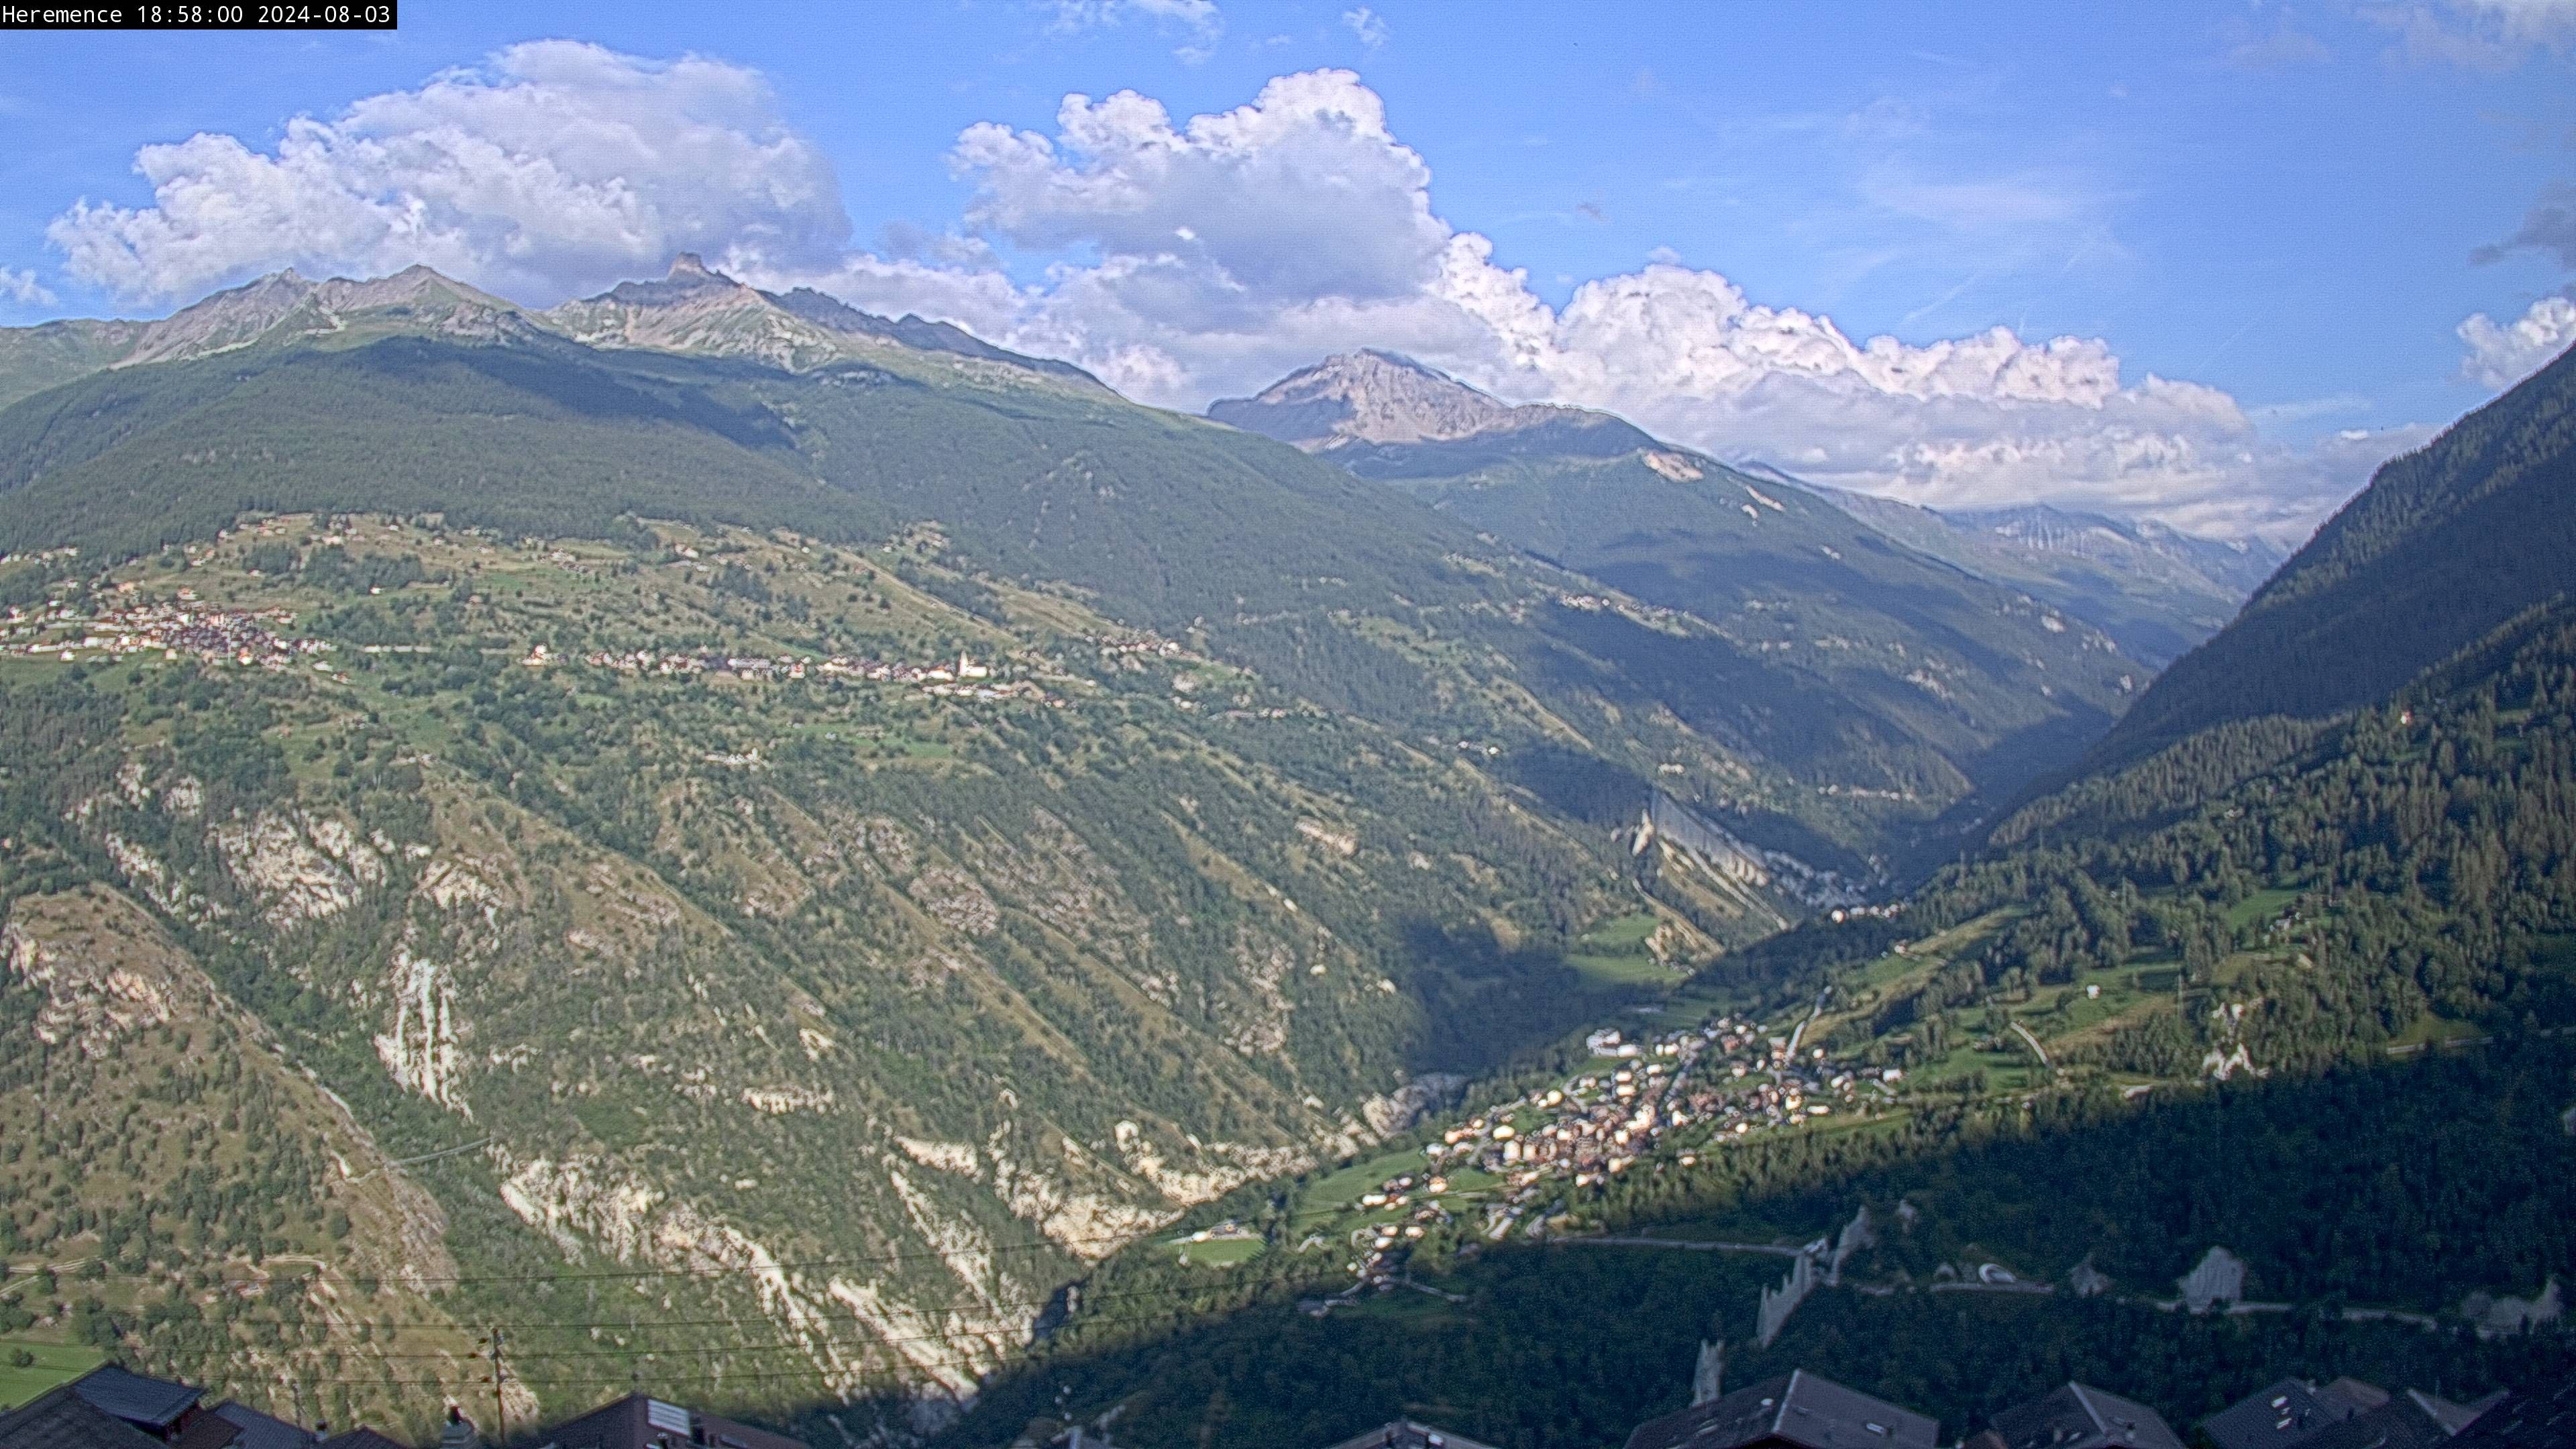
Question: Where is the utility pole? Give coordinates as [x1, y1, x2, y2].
[488, 1329, 508, 1444]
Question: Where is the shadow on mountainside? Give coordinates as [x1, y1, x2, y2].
[857, 1037, 2576, 1449]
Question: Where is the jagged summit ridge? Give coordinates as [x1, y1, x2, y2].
[1210, 348, 1620, 451]
[0, 255, 1104, 401]
[105, 264, 528, 370]
[543, 254, 1106, 388]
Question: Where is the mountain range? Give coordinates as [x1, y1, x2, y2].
[0, 256, 1099, 416]
[1788, 478, 2284, 667]
[0, 260, 2432, 1442]
[1210, 354, 2279, 671]
[1210, 350, 2284, 854]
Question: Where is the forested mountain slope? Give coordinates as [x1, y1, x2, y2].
[954, 579, 2576, 1449]
[2094, 341, 2576, 767]
[1214, 352, 2174, 848]
[0, 518, 1695, 1434]
[973, 369, 2576, 1449]
[943, 1039, 2576, 1449]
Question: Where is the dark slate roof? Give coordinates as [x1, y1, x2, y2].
[690, 1409, 803, 1449]
[0, 1385, 173, 1449]
[171, 1414, 239, 1449]
[533, 1396, 804, 1449]
[68, 1368, 203, 1432]
[1990, 1384, 2186, 1449]
[1625, 1371, 1941, 1449]
[2447, 1370, 2576, 1449]
[1320, 1421, 1503, 1449]
[2421, 1393, 2511, 1438]
[2298, 1393, 2483, 1449]
[211, 1404, 309, 1449]
[2205, 1382, 2375, 1449]
[534, 1395, 660, 1449]
[2325, 1386, 2396, 1417]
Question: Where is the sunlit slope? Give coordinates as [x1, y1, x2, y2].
[0, 517, 1692, 1423]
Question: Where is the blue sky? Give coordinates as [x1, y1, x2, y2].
[3, 0, 2571, 537]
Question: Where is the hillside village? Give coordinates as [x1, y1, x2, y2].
[1291, 1014, 1896, 1298]
[4, 588, 1076, 706]
[0, 518, 1105, 710]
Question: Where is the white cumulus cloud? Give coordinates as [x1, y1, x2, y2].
[0, 267, 54, 307]
[46, 41, 847, 306]
[2458, 294, 2576, 386]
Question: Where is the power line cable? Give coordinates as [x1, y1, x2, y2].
[111, 1271, 1324, 1350]
[30, 1191, 1436, 1287]
[140, 1303, 1322, 1391]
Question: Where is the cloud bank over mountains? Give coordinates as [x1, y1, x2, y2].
[42, 43, 2478, 540]
[48, 43, 851, 307]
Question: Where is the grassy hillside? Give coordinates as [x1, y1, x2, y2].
[0, 510, 1771, 1428]
[0, 319, 2123, 880]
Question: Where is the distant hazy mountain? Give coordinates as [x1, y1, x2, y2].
[1211, 354, 2275, 674]
[1787, 474, 2285, 667]
[1209, 348, 1653, 461]
[2090, 338, 2576, 767]
[1213, 351, 2175, 854]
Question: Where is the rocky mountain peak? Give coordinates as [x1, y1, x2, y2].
[574, 252, 761, 312]
[1208, 349, 1638, 456]
[1209, 349, 1536, 451]
[115, 264, 534, 368]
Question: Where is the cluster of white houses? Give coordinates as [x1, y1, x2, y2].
[559, 647, 1061, 704]
[1417, 1019, 1886, 1246]
[1308, 1017, 1899, 1292]
[5, 596, 327, 670]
